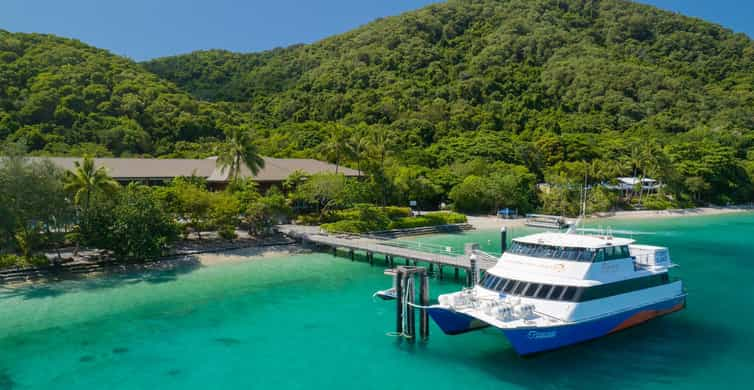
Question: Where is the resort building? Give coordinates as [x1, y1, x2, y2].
[29, 157, 361, 190]
[604, 177, 661, 195]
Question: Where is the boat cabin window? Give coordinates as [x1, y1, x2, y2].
[508, 242, 597, 262]
[549, 285, 564, 300]
[561, 286, 577, 301]
[513, 281, 528, 295]
[479, 272, 674, 303]
[508, 241, 631, 263]
[536, 284, 551, 298]
[491, 277, 505, 291]
[482, 275, 498, 289]
[525, 283, 540, 297]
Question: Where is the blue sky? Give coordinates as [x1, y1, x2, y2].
[1, 0, 751, 61]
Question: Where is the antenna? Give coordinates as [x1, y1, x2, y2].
[582, 169, 588, 221]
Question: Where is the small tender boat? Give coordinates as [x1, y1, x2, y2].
[427, 231, 686, 355]
[374, 269, 398, 300]
[525, 214, 570, 229]
[373, 287, 397, 300]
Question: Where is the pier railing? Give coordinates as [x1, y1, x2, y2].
[277, 225, 498, 271]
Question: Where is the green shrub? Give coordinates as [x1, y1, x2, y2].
[0, 254, 18, 269]
[332, 209, 361, 221]
[642, 195, 680, 210]
[218, 226, 237, 240]
[295, 213, 322, 225]
[389, 217, 435, 229]
[389, 212, 467, 229]
[382, 206, 412, 219]
[307, 206, 465, 232]
[0, 254, 48, 269]
[426, 211, 467, 224]
[321, 220, 372, 233]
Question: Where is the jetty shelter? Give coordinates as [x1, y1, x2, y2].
[29, 157, 361, 190]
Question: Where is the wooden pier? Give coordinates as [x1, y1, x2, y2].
[277, 225, 498, 280]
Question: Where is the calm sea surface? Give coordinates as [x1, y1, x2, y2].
[2, 213, 753, 389]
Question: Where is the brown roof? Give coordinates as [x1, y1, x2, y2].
[207, 157, 361, 182]
[29, 157, 216, 179]
[27, 156, 361, 182]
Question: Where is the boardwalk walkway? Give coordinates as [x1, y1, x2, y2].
[277, 225, 497, 271]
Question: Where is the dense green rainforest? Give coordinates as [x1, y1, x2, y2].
[2, 0, 754, 213]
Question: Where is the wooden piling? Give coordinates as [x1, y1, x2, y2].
[501, 226, 508, 253]
[420, 273, 430, 341]
[349, 249, 354, 261]
[406, 275, 415, 340]
[395, 269, 404, 335]
[454, 267, 459, 280]
[469, 254, 479, 286]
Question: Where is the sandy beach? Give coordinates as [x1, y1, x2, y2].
[466, 207, 754, 230]
[194, 244, 310, 266]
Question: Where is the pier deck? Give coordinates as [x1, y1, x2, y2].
[277, 225, 497, 271]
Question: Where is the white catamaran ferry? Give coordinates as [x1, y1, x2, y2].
[427, 231, 686, 355]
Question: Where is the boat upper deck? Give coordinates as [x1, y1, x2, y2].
[514, 232, 634, 249]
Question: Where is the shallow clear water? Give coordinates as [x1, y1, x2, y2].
[1, 213, 753, 389]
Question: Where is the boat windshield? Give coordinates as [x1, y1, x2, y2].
[507, 241, 597, 262]
[507, 242, 631, 262]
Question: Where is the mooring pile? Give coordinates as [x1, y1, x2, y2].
[393, 266, 431, 341]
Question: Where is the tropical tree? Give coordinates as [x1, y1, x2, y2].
[216, 126, 265, 182]
[319, 124, 353, 174]
[294, 173, 353, 216]
[366, 129, 394, 206]
[350, 128, 370, 176]
[64, 156, 120, 211]
[87, 184, 179, 261]
[0, 154, 72, 260]
[282, 170, 309, 193]
[627, 145, 644, 201]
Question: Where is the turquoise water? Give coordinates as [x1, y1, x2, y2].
[2, 213, 754, 389]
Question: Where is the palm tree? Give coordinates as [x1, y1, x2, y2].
[627, 145, 644, 201]
[64, 157, 120, 256]
[350, 130, 370, 176]
[64, 156, 120, 210]
[217, 126, 265, 182]
[366, 130, 393, 207]
[320, 124, 353, 174]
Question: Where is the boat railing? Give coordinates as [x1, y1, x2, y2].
[633, 254, 677, 271]
[314, 229, 463, 257]
[472, 249, 501, 263]
[380, 240, 460, 256]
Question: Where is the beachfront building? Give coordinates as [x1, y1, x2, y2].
[29, 157, 361, 191]
[604, 177, 661, 196]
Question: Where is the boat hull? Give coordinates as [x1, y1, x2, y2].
[429, 295, 685, 355]
[427, 307, 489, 335]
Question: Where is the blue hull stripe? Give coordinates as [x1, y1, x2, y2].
[428, 296, 685, 355]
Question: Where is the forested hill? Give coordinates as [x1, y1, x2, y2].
[0, 30, 249, 157]
[144, 0, 754, 137]
[2, 0, 754, 207]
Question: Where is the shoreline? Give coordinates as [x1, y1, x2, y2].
[5, 207, 752, 287]
[466, 206, 754, 230]
[0, 242, 307, 288]
[596, 207, 752, 220]
[193, 244, 310, 266]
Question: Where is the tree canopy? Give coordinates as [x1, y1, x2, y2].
[3, 0, 754, 206]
